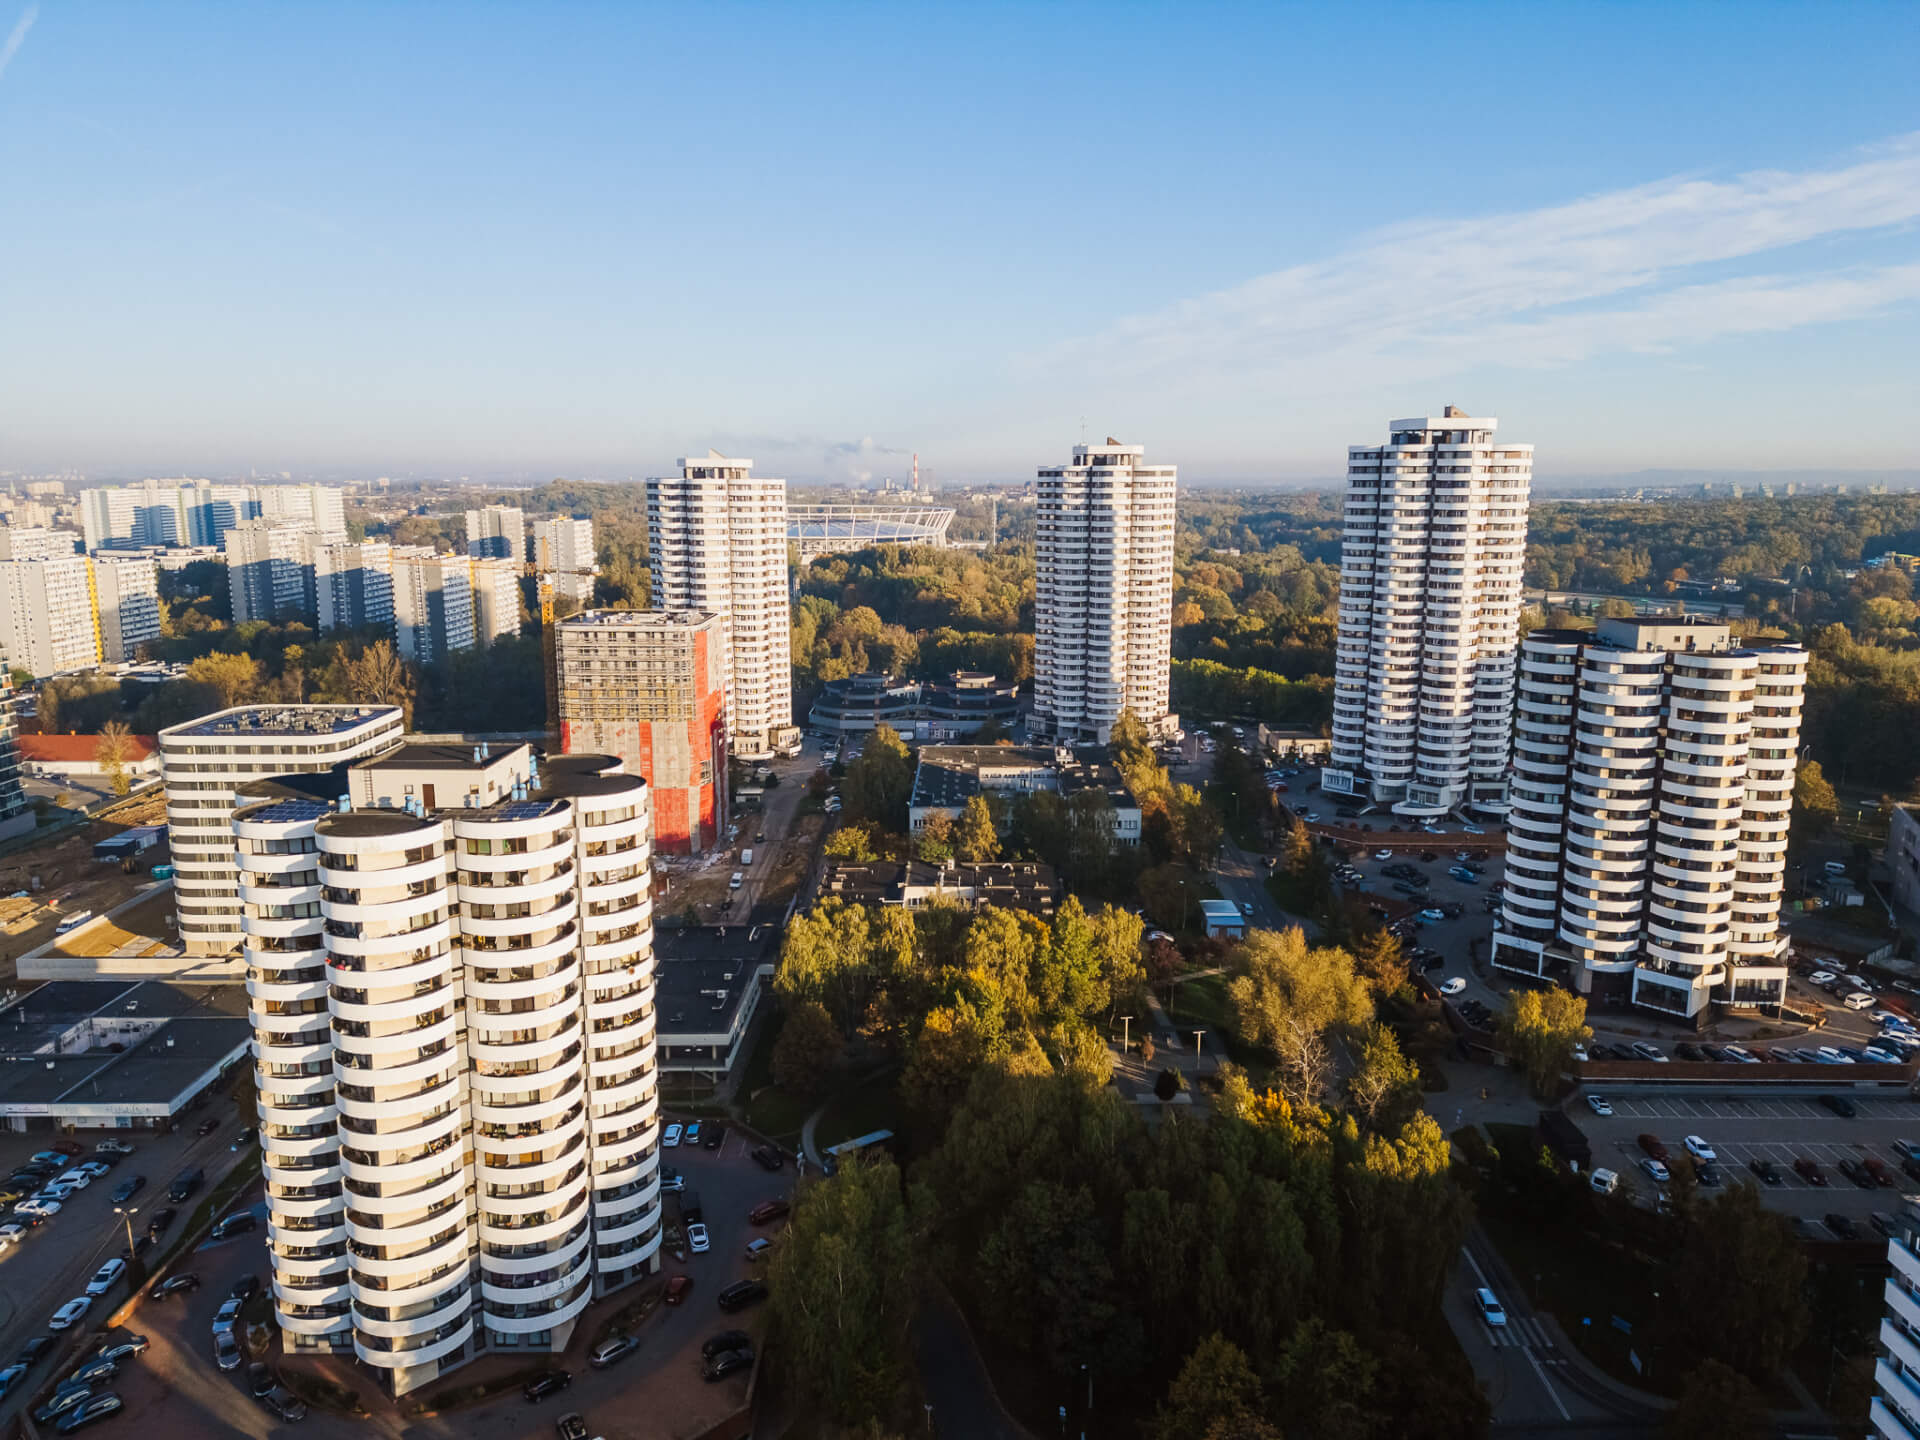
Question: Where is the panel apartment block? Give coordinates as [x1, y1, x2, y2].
[647, 453, 795, 759]
[226, 521, 318, 624]
[468, 557, 523, 645]
[235, 747, 659, 1396]
[464, 505, 525, 562]
[92, 555, 162, 662]
[1321, 408, 1531, 817]
[1491, 617, 1806, 1019]
[555, 609, 727, 853]
[314, 541, 395, 633]
[1032, 440, 1177, 745]
[160, 705, 404, 956]
[392, 550, 476, 663]
[0, 556, 101, 677]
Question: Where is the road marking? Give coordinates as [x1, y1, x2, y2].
[1524, 1338, 1572, 1419]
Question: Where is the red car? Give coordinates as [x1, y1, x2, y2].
[664, 1274, 692, 1306]
[1637, 1134, 1669, 1163]
[1794, 1156, 1829, 1187]
[748, 1199, 790, 1226]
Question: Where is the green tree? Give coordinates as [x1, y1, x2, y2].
[1657, 1183, 1808, 1384]
[842, 724, 913, 826]
[772, 999, 843, 1094]
[768, 1153, 916, 1425]
[1346, 1023, 1422, 1132]
[953, 793, 1000, 863]
[915, 811, 956, 862]
[1793, 759, 1839, 841]
[1225, 928, 1373, 1102]
[1495, 988, 1591, 1096]
[1151, 1333, 1269, 1440]
[1666, 1359, 1768, 1440]
[823, 823, 879, 863]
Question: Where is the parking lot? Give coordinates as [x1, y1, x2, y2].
[0, 1100, 255, 1431]
[71, 1117, 788, 1440]
[1571, 1086, 1920, 1225]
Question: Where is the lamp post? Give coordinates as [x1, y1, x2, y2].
[923, 1403, 934, 1434]
[114, 1203, 138, 1257]
[1118, 1016, 1132, 1057]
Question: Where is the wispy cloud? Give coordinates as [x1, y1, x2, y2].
[0, 4, 37, 84]
[1039, 133, 1920, 388]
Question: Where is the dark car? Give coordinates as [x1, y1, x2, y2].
[145, 1207, 177, 1237]
[703, 1329, 752, 1359]
[167, 1170, 203, 1203]
[54, 1394, 124, 1434]
[230, 1127, 257, 1152]
[1748, 1158, 1783, 1185]
[212, 1213, 257, 1241]
[704, 1344, 754, 1381]
[248, 1361, 276, 1398]
[118, 1233, 154, 1263]
[194, 1118, 220, 1138]
[1586, 1042, 1617, 1061]
[92, 1337, 148, 1366]
[1699, 1044, 1729, 1062]
[750, 1145, 784, 1172]
[1874, 1211, 1901, 1239]
[1821, 1094, 1858, 1118]
[17, 1336, 55, 1367]
[1795, 1156, 1829, 1186]
[717, 1280, 768, 1314]
[1838, 1158, 1877, 1189]
[557, 1414, 589, 1440]
[748, 1198, 790, 1225]
[1418, 850, 1438, 863]
[1637, 1134, 1669, 1162]
[703, 1124, 727, 1152]
[1902, 1155, 1920, 1185]
[1691, 1162, 1721, 1189]
[108, 1176, 145, 1204]
[1674, 1042, 1704, 1062]
[523, 1369, 572, 1403]
[261, 1387, 307, 1423]
[1824, 1213, 1859, 1240]
[65, 1356, 119, 1388]
[34, 1386, 98, 1426]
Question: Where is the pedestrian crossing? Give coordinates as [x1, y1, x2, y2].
[1486, 1315, 1558, 1352]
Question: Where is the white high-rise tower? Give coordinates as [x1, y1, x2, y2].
[646, 452, 796, 759]
[1032, 439, 1177, 745]
[1322, 408, 1532, 817]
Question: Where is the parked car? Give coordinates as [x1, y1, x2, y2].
[17, 1336, 55, 1368]
[1589, 1168, 1619, 1195]
[93, 1140, 134, 1157]
[211, 1297, 244, 1337]
[705, 1346, 754, 1382]
[210, 1213, 257, 1240]
[54, 1394, 124, 1434]
[0, 1364, 25, 1400]
[1864, 1155, 1895, 1186]
[748, 1198, 790, 1226]
[108, 1176, 145, 1204]
[745, 1237, 772, 1262]
[664, 1275, 692, 1306]
[589, 1334, 642, 1369]
[261, 1387, 307, 1423]
[1586, 1095, 1613, 1117]
[1631, 1042, 1668, 1063]
[151, 1273, 201, 1300]
[1824, 1213, 1859, 1240]
[717, 1280, 769, 1313]
[1638, 1134, 1670, 1162]
[687, 1223, 711, 1254]
[684, 1123, 702, 1146]
[1820, 1094, 1858, 1118]
[1837, 1157, 1876, 1189]
[1722, 1044, 1759, 1063]
[33, 1386, 98, 1425]
[1795, 1157, 1829, 1186]
[750, 1144, 784, 1171]
[85, 1260, 126, 1297]
[167, 1169, 203, 1203]
[1874, 1212, 1902, 1239]
[49, 1298, 93, 1331]
[1439, 977, 1466, 996]
[703, 1329, 752, 1359]
[247, 1361, 276, 1399]
[523, 1369, 572, 1402]
[93, 1336, 148, 1366]
[145, 1207, 177, 1237]
[1640, 1157, 1670, 1183]
[663, 1123, 683, 1148]
[1748, 1157, 1783, 1185]
[1683, 1136, 1716, 1163]
[703, 1124, 727, 1151]
[214, 1333, 244, 1371]
[230, 1274, 261, 1301]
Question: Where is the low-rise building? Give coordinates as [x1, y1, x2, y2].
[1200, 898, 1246, 939]
[809, 672, 922, 735]
[654, 923, 775, 1084]
[920, 670, 1019, 739]
[818, 859, 1059, 916]
[17, 731, 161, 779]
[908, 744, 1141, 844]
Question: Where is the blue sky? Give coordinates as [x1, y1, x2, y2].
[1, 2, 1916, 483]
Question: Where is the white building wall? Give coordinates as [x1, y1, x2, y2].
[647, 453, 794, 758]
[0, 526, 77, 561]
[1032, 441, 1176, 744]
[0, 557, 101, 677]
[1324, 409, 1532, 816]
[392, 552, 477, 663]
[467, 558, 523, 644]
[531, 517, 594, 573]
[92, 556, 162, 662]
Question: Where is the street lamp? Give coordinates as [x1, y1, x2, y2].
[114, 1204, 138, 1257]
[923, 1403, 934, 1434]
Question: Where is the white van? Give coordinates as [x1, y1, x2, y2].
[53, 911, 94, 935]
[1589, 1167, 1619, 1195]
[740, 849, 754, 866]
[729, 872, 743, 890]
[1824, 861, 1849, 876]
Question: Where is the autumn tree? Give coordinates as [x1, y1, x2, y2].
[768, 1153, 916, 1425]
[185, 651, 263, 709]
[1793, 759, 1839, 842]
[93, 721, 136, 797]
[1346, 1022, 1422, 1132]
[1151, 1334, 1272, 1440]
[1496, 988, 1591, 1096]
[1657, 1183, 1808, 1384]
[953, 793, 1000, 863]
[915, 811, 956, 863]
[340, 640, 414, 725]
[1351, 926, 1407, 997]
[1226, 927, 1373, 1102]
[823, 823, 880, 863]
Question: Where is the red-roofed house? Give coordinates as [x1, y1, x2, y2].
[16, 732, 161, 779]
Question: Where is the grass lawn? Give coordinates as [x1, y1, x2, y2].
[814, 1079, 908, 1153]
[736, 1008, 815, 1143]
[1168, 973, 1234, 1032]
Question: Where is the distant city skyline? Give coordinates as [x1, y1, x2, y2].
[1, 4, 1915, 480]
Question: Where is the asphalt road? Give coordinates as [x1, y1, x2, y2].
[0, 1102, 253, 1430]
[716, 740, 823, 924]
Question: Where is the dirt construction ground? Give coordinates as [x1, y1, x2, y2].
[0, 790, 172, 981]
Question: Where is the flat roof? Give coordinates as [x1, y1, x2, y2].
[165, 704, 401, 739]
[0, 983, 251, 1112]
[654, 925, 778, 1042]
[367, 742, 531, 770]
